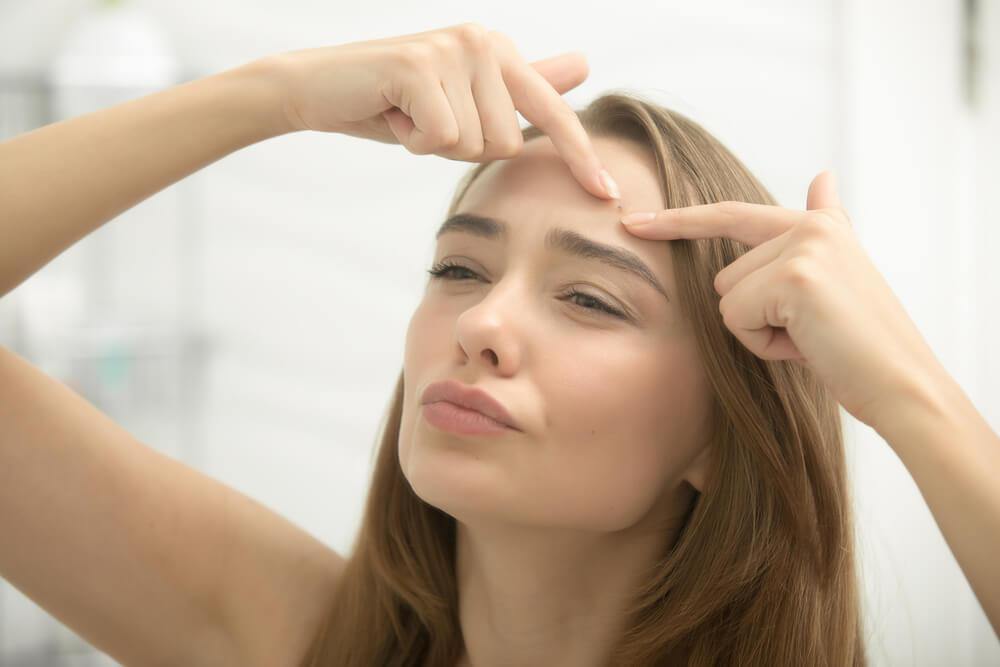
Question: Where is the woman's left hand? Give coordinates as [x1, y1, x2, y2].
[620, 171, 948, 433]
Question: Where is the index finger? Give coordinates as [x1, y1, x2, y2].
[622, 201, 807, 247]
[491, 37, 617, 200]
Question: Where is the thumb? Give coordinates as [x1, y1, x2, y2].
[806, 169, 842, 211]
[528, 51, 589, 94]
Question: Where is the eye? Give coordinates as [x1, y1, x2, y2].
[426, 260, 627, 319]
[426, 260, 480, 282]
[560, 289, 626, 318]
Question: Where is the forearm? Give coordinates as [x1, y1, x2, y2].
[0, 56, 294, 300]
[875, 368, 1000, 639]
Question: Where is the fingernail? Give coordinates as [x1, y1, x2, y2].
[599, 169, 620, 199]
[621, 211, 656, 225]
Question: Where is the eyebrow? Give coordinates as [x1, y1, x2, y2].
[435, 213, 671, 303]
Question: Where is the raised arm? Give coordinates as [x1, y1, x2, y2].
[0, 57, 294, 300]
[0, 58, 341, 665]
[621, 179, 1000, 641]
[0, 23, 616, 303]
[0, 343, 345, 666]
[0, 23, 618, 664]
[875, 372, 1000, 640]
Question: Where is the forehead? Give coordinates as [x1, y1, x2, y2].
[458, 135, 664, 218]
[450, 134, 673, 276]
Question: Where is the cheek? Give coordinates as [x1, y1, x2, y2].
[547, 335, 692, 433]
[402, 300, 450, 387]
[400, 304, 436, 470]
[399, 299, 485, 506]
[531, 339, 707, 530]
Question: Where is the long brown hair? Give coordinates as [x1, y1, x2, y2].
[301, 93, 867, 666]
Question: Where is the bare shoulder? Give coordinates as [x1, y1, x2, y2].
[213, 490, 347, 666]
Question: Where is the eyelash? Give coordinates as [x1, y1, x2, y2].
[426, 260, 627, 319]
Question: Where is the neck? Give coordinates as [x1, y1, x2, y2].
[454, 490, 693, 667]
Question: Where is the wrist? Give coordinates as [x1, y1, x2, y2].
[872, 362, 981, 455]
[231, 55, 305, 137]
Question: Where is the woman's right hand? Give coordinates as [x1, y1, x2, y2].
[265, 22, 620, 200]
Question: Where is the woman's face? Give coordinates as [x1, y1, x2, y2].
[399, 135, 713, 533]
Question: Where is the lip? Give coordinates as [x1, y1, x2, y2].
[420, 379, 520, 431]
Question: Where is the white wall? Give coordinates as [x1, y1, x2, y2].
[840, 0, 999, 664]
[0, 0, 996, 664]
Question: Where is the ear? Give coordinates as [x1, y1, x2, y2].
[682, 442, 713, 494]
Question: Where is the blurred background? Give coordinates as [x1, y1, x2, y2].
[0, 0, 997, 664]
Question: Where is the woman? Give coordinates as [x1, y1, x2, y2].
[0, 22, 996, 667]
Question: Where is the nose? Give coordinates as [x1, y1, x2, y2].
[454, 280, 522, 374]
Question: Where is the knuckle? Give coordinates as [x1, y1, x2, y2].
[405, 142, 433, 156]
[497, 134, 524, 157]
[483, 139, 522, 160]
[402, 133, 433, 155]
[487, 29, 514, 46]
[397, 42, 434, 70]
[456, 139, 486, 159]
[418, 124, 459, 150]
[436, 128, 462, 148]
[782, 256, 817, 288]
[452, 22, 490, 51]
[797, 238, 827, 261]
[811, 209, 840, 228]
[795, 214, 836, 241]
[428, 31, 458, 53]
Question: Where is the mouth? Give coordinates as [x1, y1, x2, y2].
[422, 401, 515, 436]
[420, 379, 520, 431]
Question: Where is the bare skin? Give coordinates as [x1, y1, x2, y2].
[0, 23, 618, 301]
[400, 134, 712, 666]
[1, 18, 996, 667]
[621, 176, 1000, 642]
[0, 22, 625, 666]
